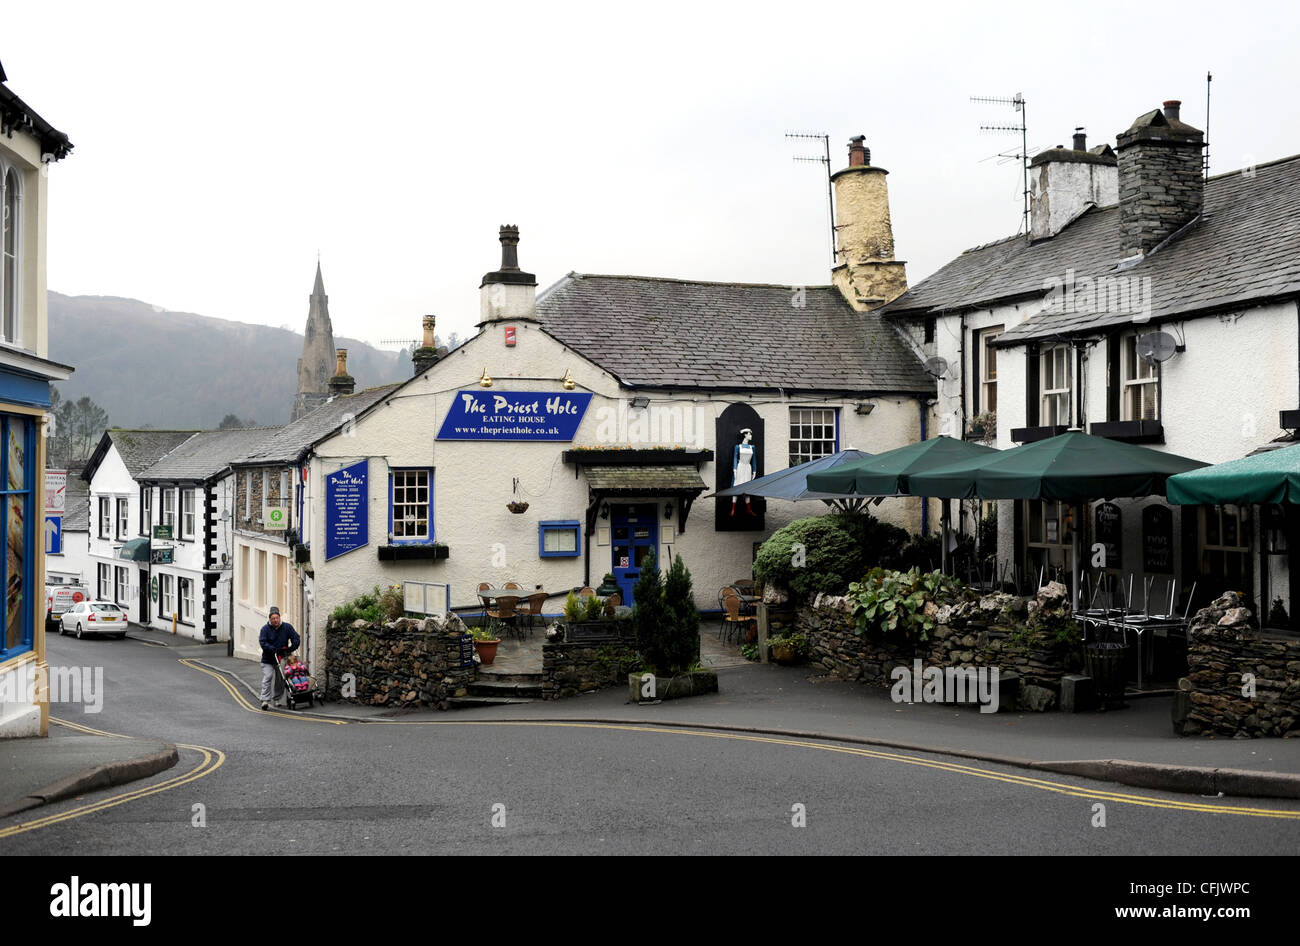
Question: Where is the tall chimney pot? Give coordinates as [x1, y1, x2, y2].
[1162, 100, 1181, 122]
[328, 348, 355, 396]
[421, 314, 437, 349]
[847, 136, 870, 167]
[1072, 128, 1087, 151]
[498, 225, 520, 271]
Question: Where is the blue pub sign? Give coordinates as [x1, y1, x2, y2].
[436, 391, 592, 442]
[325, 460, 369, 560]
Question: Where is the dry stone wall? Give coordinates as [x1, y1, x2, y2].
[325, 614, 475, 710]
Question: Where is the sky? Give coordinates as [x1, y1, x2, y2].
[7, 0, 1299, 350]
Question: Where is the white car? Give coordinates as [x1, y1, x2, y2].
[59, 601, 128, 640]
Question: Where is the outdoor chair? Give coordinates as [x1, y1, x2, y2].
[489, 595, 521, 641]
[477, 581, 492, 625]
[733, 579, 756, 595]
[522, 592, 548, 636]
[721, 591, 754, 645]
[504, 580, 521, 591]
[603, 592, 622, 618]
[578, 586, 596, 600]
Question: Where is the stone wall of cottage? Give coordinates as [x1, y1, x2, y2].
[325, 614, 475, 710]
[1178, 591, 1300, 738]
[800, 583, 1081, 711]
[542, 637, 640, 700]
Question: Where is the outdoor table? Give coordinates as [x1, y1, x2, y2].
[1072, 610, 1187, 689]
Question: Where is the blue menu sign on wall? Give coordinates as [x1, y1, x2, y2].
[325, 460, 369, 561]
[436, 390, 593, 441]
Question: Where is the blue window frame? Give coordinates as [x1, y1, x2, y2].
[388, 468, 434, 544]
[0, 414, 36, 659]
[538, 520, 581, 558]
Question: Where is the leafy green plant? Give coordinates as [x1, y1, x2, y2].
[470, 625, 500, 642]
[740, 642, 761, 662]
[378, 584, 405, 622]
[847, 567, 964, 641]
[583, 592, 604, 621]
[753, 513, 909, 601]
[633, 551, 668, 672]
[564, 590, 583, 624]
[330, 586, 385, 625]
[663, 554, 700, 672]
[766, 632, 809, 658]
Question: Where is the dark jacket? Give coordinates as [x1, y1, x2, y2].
[258, 621, 300, 665]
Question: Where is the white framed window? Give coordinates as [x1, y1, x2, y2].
[390, 468, 432, 542]
[243, 472, 251, 520]
[789, 408, 837, 466]
[2, 164, 21, 345]
[256, 549, 267, 607]
[178, 576, 193, 623]
[1041, 345, 1072, 426]
[160, 573, 175, 616]
[97, 562, 111, 600]
[182, 489, 196, 538]
[162, 488, 176, 530]
[98, 497, 111, 538]
[115, 565, 129, 604]
[1122, 334, 1159, 421]
[1200, 505, 1249, 585]
[1026, 499, 1073, 580]
[116, 497, 129, 540]
[979, 326, 1003, 416]
[142, 487, 152, 533]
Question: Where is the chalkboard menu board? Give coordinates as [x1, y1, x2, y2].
[456, 633, 476, 669]
[1095, 502, 1122, 569]
[325, 460, 369, 561]
[1142, 505, 1174, 574]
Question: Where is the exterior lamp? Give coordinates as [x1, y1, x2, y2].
[664, 501, 674, 520]
[561, 369, 576, 391]
[630, 396, 651, 409]
[479, 367, 494, 388]
[855, 403, 875, 416]
[599, 502, 610, 520]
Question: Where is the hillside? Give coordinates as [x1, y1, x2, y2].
[48, 292, 413, 427]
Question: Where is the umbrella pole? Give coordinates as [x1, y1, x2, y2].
[1071, 502, 1083, 613]
[941, 499, 950, 575]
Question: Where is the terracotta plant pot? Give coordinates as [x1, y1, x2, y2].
[769, 640, 797, 664]
[474, 639, 501, 665]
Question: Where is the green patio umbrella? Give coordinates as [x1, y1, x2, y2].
[805, 435, 999, 496]
[906, 432, 1208, 608]
[805, 435, 1000, 573]
[1166, 444, 1300, 505]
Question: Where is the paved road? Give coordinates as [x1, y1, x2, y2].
[4, 632, 1299, 855]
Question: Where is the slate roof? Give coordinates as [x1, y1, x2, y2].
[882, 154, 1300, 345]
[138, 427, 283, 483]
[87, 430, 197, 481]
[536, 274, 935, 395]
[234, 384, 402, 466]
[62, 475, 89, 532]
[583, 465, 707, 493]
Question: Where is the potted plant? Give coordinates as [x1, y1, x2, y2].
[766, 632, 807, 665]
[596, 573, 621, 597]
[470, 625, 501, 665]
[967, 410, 997, 443]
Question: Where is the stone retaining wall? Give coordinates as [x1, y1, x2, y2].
[324, 614, 475, 710]
[1180, 592, 1300, 738]
[801, 585, 1080, 712]
[542, 638, 640, 700]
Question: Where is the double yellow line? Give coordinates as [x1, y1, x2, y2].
[0, 718, 225, 839]
[178, 658, 347, 725]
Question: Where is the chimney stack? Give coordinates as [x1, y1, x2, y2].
[413, 314, 441, 376]
[328, 348, 355, 397]
[479, 225, 538, 326]
[1028, 129, 1118, 240]
[829, 136, 908, 311]
[1116, 99, 1204, 258]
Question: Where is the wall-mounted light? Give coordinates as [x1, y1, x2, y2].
[561, 368, 576, 391]
[664, 501, 674, 520]
[855, 402, 875, 416]
[599, 502, 610, 520]
[630, 396, 650, 409]
[479, 367, 494, 388]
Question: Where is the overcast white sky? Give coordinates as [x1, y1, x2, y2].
[7, 0, 1299, 348]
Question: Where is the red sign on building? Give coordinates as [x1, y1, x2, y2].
[504, 326, 517, 347]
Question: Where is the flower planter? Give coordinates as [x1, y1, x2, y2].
[474, 639, 501, 665]
[627, 669, 719, 703]
[768, 640, 798, 664]
[565, 619, 634, 642]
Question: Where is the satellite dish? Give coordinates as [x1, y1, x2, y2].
[924, 356, 950, 379]
[1137, 331, 1177, 365]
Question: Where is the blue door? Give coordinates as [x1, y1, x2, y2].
[611, 504, 658, 607]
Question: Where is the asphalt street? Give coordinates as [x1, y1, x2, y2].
[4, 631, 1300, 855]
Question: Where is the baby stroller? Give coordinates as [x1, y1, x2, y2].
[275, 651, 320, 710]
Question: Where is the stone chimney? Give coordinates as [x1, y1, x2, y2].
[1028, 127, 1118, 240]
[830, 137, 908, 311]
[328, 348, 355, 397]
[479, 225, 538, 326]
[413, 314, 441, 376]
[1116, 99, 1205, 258]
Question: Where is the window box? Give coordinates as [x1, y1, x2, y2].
[1280, 409, 1300, 430]
[293, 543, 311, 564]
[1089, 420, 1165, 444]
[377, 543, 449, 562]
[1010, 425, 1068, 444]
[539, 520, 581, 558]
[561, 448, 714, 466]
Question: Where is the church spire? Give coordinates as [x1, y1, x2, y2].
[292, 260, 339, 421]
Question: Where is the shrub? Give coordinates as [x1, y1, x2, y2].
[633, 552, 670, 672]
[663, 553, 700, 672]
[583, 592, 604, 621]
[331, 586, 384, 625]
[754, 513, 908, 601]
[847, 567, 964, 642]
[564, 590, 582, 624]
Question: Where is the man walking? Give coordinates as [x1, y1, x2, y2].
[258, 606, 300, 710]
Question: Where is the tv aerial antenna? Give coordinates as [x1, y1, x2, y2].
[786, 132, 836, 265]
[972, 93, 1030, 239]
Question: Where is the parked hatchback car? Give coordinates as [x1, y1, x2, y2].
[59, 601, 128, 640]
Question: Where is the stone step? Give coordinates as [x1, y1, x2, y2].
[476, 670, 544, 685]
[468, 679, 544, 699]
[447, 694, 536, 708]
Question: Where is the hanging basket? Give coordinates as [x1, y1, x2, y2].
[507, 501, 530, 514]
